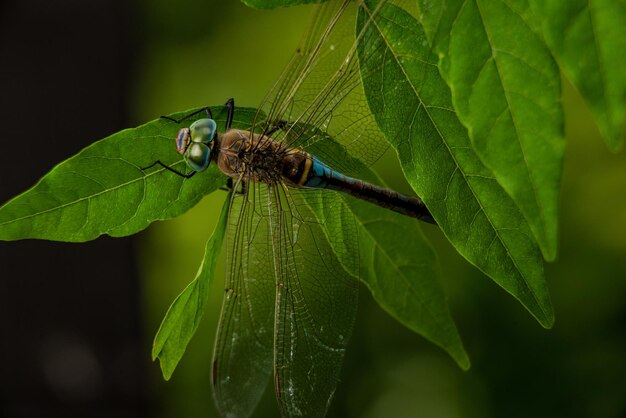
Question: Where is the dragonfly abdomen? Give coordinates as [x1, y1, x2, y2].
[300, 156, 436, 224]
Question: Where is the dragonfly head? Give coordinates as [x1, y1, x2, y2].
[176, 118, 217, 172]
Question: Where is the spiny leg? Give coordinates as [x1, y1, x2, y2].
[219, 177, 247, 195]
[224, 98, 235, 130]
[219, 177, 234, 192]
[263, 119, 288, 137]
[161, 99, 233, 126]
[160, 107, 213, 124]
[141, 160, 196, 178]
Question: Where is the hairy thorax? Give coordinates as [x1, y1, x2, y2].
[215, 129, 311, 186]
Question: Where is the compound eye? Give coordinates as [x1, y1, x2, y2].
[176, 128, 191, 155]
[189, 118, 217, 144]
[185, 142, 211, 171]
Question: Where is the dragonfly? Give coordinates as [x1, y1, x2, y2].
[143, 0, 432, 416]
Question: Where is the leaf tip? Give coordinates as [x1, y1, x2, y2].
[151, 347, 159, 362]
[602, 127, 624, 153]
[443, 337, 470, 371]
[161, 363, 175, 381]
[455, 353, 471, 371]
[539, 312, 555, 329]
[541, 243, 558, 263]
[530, 298, 555, 329]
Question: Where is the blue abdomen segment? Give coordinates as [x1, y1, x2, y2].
[303, 157, 349, 189]
[303, 157, 435, 224]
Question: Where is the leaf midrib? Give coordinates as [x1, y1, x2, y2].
[473, 0, 548, 247]
[0, 160, 184, 228]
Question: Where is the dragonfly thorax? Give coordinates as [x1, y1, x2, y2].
[216, 129, 311, 186]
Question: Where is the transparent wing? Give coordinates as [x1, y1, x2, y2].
[212, 1, 417, 416]
[211, 184, 275, 418]
[253, 0, 399, 176]
[268, 185, 359, 417]
[212, 180, 359, 418]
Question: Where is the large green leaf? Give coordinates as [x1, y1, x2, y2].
[359, 2, 553, 326]
[0, 107, 256, 242]
[529, 0, 626, 150]
[305, 136, 469, 369]
[152, 194, 229, 380]
[417, 0, 564, 261]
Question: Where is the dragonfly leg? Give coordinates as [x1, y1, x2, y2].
[219, 177, 234, 192]
[224, 98, 235, 130]
[219, 178, 247, 195]
[160, 107, 213, 124]
[223, 177, 247, 195]
[264, 119, 288, 137]
[141, 160, 196, 178]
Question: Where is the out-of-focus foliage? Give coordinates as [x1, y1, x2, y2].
[0, 107, 254, 241]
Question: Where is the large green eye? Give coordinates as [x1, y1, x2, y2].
[189, 118, 217, 144]
[185, 142, 211, 171]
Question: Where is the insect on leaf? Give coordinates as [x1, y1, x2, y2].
[0, 107, 257, 242]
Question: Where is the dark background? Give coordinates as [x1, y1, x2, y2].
[0, 1, 145, 417]
[1, 1, 625, 418]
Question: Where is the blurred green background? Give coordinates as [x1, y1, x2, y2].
[131, 1, 626, 417]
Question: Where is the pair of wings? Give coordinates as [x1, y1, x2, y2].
[211, 1, 407, 416]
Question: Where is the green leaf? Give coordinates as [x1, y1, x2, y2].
[359, 2, 553, 326]
[241, 0, 323, 9]
[529, 0, 626, 150]
[152, 194, 229, 380]
[0, 107, 256, 242]
[349, 194, 470, 369]
[305, 134, 469, 369]
[418, 0, 564, 261]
